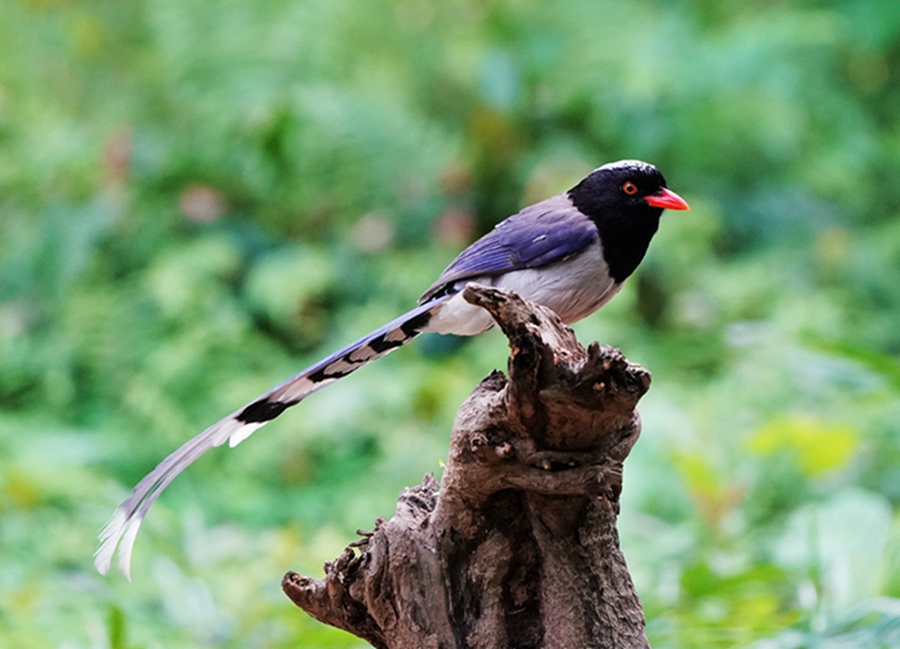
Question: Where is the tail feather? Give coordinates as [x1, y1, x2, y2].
[95, 295, 451, 578]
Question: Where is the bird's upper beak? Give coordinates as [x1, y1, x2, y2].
[645, 188, 690, 211]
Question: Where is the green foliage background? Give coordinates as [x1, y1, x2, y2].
[2, 0, 900, 647]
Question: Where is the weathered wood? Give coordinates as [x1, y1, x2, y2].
[283, 284, 652, 648]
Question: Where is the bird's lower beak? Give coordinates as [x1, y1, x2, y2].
[645, 188, 690, 211]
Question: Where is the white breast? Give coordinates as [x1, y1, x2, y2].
[425, 240, 621, 336]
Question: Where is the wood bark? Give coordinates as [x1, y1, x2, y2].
[282, 284, 652, 649]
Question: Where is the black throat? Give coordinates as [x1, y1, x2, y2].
[567, 190, 662, 284]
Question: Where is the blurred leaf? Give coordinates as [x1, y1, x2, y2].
[749, 415, 859, 477]
[243, 245, 336, 348]
[775, 488, 893, 613]
[107, 605, 127, 649]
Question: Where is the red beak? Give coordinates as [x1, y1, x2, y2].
[645, 187, 690, 211]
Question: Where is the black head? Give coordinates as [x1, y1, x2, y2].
[568, 160, 688, 220]
[567, 160, 689, 282]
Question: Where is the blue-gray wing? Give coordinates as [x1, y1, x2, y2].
[420, 194, 598, 302]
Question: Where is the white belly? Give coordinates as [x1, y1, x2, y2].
[425, 240, 620, 336]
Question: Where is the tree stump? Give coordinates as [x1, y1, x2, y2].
[282, 284, 653, 649]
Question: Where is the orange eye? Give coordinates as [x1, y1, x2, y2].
[622, 181, 638, 196]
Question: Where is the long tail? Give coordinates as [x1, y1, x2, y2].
[95, 295, 451, 579]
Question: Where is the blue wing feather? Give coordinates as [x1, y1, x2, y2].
[420, 193, 597, 302]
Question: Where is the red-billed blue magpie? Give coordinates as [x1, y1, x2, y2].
[96, 159, 689, 578]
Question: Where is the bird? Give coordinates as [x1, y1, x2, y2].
[95, 159, 689, 578]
